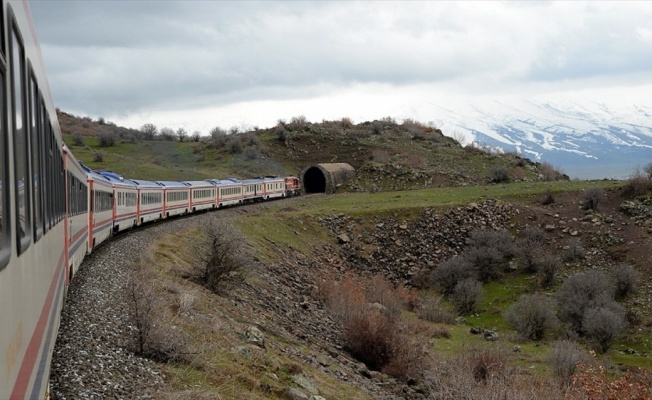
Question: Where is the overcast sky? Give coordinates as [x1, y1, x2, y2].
[30, 1, 652, 135]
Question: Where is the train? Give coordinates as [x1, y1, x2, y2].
[0, 2, 301, 398]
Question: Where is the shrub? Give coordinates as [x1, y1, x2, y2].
[489, 165, 510, 183]
[242, 147, 258, 161]
[194, 216, 250, 292]
[371, 148, 392, 164]
[532, 255, 561, 288]
[159, 127, 176, 141]
[467, 229, 516, 260]
[342, 310, 396, 370]
[463, 245, 503, 282]
[93, 149, 105, 162]
[191, 131, 201, 142]
[611, 263, 639, 299]
[621, 171, 652, 198]
[562, 239, 585, 262]
[583, 306, 626, 353]
[98, 132, 116, 147]
[556, 270, 615, 332]
[518, 226, 546, 272]
[548, 340, 589, 382]
[417, 295, 456, 324]
[541, 190, 555, 205]
[365, 275, 407, 317]
[505, 293, 558, 340]
[540, 161, 565, 181]
[568, 360, 652, 399]
[371, 120, 383, 135]
[581, 187, 604, 211]
[287, 115, 308, 131]
[72, 133, 84, 146]
[452, 278, 483, 314]
[226, 136, 243, 154]
[467, 346, 508, 384]
[210, 127, 228, 148]
[430, 256, 473, 295]
[340, 117, 353, 128]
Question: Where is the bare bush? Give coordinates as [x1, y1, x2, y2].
[562, 239, 585, 262]
[93, 149, 105, 162]
[340, 117, 353, 128]
[226, 136, 243, 154]
[140, 123, 158, 140]
[621, 171, 652, 198]
[505, 293, 558, 340]
[611, 263, 639, 299]
[583, 306, 626, 353]
[342, 310, 396, 370]
[468, 229, 516, 260]
[242, 147, 258, 161]
[556, 270, 615, 332]
[418, 295, 456, 324]
[72, 133, 84, 146]
[463, 245, 503, 282]
[518, 226, 546, 272]
[467, 346, 508, 384]
[176, 127, 188, 142]
[533, 255, 561, 288]
[489, 165, 510, 183]
[452, 278, 483, 314]
[160, 127, 176, 141]
[365, 275, 407, 317]
[98, 132, 116, 147]
[126, 257, 157, 356]
[548, 340, 589, 382]
[194, 216, 250, 292]
[540, 161, 565, 181]
[581, 187, 604, 211]
[287, 115, 308, 131]
[209, 127, 227, 148]
[430, 256, 473, 295]
[191, 131, 201, 142]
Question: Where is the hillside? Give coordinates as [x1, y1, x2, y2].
[57, 111, 564, 187]
[52, 110, 652, 399]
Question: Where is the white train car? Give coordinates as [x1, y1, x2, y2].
[242, 177, 264, 203]
[97, 171, 138, 234]
[208, 178, 244, 207]
[87, 171, 114, 251]
[157, 180, 191, 218]
[184, 180, 217, 212]
[130, 179, 163, 224]
[0, 1, 69, 398]
[64, 146, 89, 278]
[261, 176, 286, 200]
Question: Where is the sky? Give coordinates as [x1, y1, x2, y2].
[29, 1, 652, 137]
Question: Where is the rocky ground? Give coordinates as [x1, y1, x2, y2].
[49, 188, 652, 399]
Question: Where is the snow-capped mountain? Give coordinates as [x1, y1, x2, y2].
[426, 99, 652, 180]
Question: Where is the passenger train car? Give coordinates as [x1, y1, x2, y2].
[0, 2, 301, 398]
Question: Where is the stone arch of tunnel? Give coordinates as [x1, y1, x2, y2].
[300, 163, 356, 194]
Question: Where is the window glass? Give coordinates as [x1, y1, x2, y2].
[11, 27, 30, 250]
[0, 67, 8, 267]
[30, 76, 42, 238]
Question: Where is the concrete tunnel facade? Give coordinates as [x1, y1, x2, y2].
[300, 163, 356, 194]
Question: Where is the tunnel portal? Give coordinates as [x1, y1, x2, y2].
[300, 163, 355, 194]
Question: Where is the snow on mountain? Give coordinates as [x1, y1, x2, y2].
[423, 98, 652, 179]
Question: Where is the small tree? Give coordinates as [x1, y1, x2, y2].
[583, 306, 626, 353]
[452, 278, 483, 314]
[191, 131, 201, 142]
[72, 132, 84, 146]
[556, 270, 615, 332]
[581, 188, 604, 211]
[430, 256, 473, 295]
[518, 226, 546, 272]
[210, 127, 227, 148]
[548, 340, 588, 382]
[160, 127, 175, 141]
[98, 132, 116, 147]
[611, 263, 639, 299]
[140, 123, 158, 140]
[489, 165, 510, 183]
[176, 127, 188, 142]
[505, 293, 558, 340]
[93, 149, 105, 162]
[195, 216, 250, 292]
[533, 255, 561, 288]
[125, 257, 158, 356]
[467, 229, 516, 260]
[463, 245, 503, 282]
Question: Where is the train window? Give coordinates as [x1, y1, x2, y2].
[11, 25, 31, 253]
[30, 75, 42, 240]
[0, 66, 9, 270]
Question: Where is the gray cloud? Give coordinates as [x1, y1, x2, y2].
[29, 1, 652, 126]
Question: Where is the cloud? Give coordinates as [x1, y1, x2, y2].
[29, 1, 652, 132]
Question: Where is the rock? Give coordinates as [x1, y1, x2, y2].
[291, 374, 320, 395]
[483, 330, 499, 341]
[513, 346, 521, 352]
[286, 387, 310, 400]
[337, 233, 351, 244]
[244, 325, 265, 348]
[470, 327, 484, 335]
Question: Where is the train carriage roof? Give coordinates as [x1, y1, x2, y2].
[182, 180, 217, 188]
[128, 179, 162, 189]
[155, 181, 189, 188]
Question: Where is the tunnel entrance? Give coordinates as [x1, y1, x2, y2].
[303, 167, 327, 193]
[300, 163, 355, 194]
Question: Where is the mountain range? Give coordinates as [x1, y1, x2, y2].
[425, 99, 652, 180]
